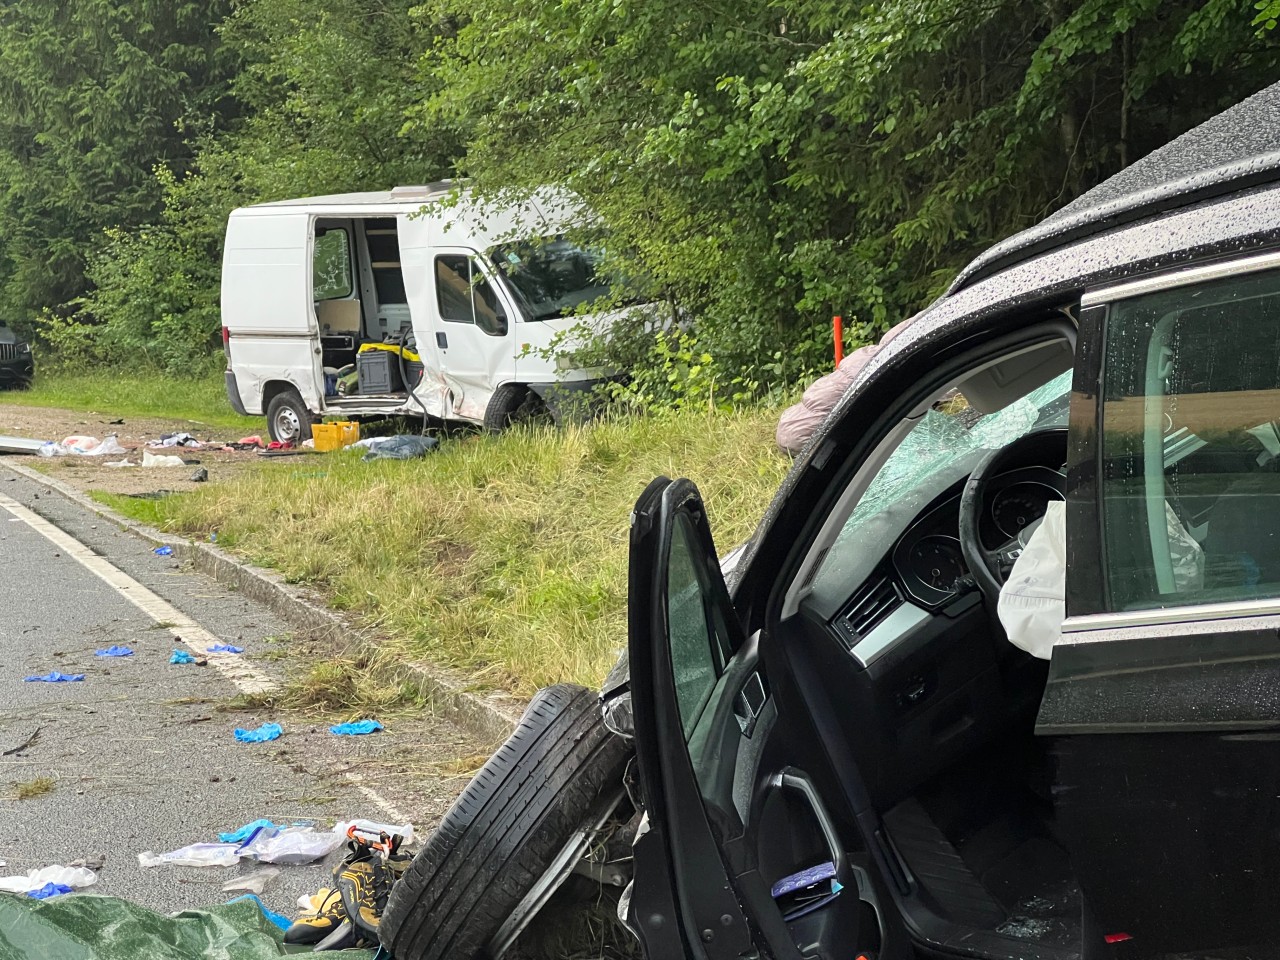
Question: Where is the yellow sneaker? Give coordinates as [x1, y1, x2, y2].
[282, 886, 345, 945]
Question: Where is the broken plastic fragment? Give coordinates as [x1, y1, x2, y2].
[329, 720, 383, 736]
[95, 646, 133, 658]
[23, 673, 84, 683]
[233, 723, 282, 744]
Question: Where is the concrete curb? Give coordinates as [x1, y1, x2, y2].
[0, 457, 523, 745]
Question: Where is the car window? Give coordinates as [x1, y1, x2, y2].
[435, 255, 506, 336]
[313, 229, 352, 300]
[1098, 269, 1280, 611]
[666, 513, 731, 740]
[807, 371, 1073, 611]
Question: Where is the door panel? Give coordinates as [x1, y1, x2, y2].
[1053, 260, 1280, 955]
[430, 249, 515, 421]
[628, 477, 884, 960]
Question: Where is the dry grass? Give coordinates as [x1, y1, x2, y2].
[105, 408, 791, 695]
[14, 776, 54, 800]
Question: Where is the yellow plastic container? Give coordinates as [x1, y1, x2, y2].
[312, 423, 343, 452]
[313, 421, 360, 452]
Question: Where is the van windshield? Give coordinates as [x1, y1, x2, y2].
[490, 238, 612, 321]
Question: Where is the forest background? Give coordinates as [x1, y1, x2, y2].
[2, 0, 1278, 404]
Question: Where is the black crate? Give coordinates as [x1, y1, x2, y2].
[357, 349, 404, 395]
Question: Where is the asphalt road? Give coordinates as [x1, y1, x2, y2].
[0, 464, 481, 925]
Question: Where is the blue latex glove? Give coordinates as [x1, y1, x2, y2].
[170, 649, 196, 664]
[24, 672, 85, 682]
[218, 818, 279, 844]
[153, 545, 173, 556]
[28, 883, 74, 900]
[234, 723, 282, 743]
[95, 645, 133, 657]
[330, 720, 384, 736]
[208, 644, 244, 654]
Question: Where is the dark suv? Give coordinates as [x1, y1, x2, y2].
[0, 324, 33, 387]
[614, 83, 1280, 960]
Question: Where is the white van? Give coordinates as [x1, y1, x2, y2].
[221, 182, 614, 441]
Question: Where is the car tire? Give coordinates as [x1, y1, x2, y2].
[483, 383, 552, 433]
[265, 388, 314, 443]
[379, 683, 631, 960]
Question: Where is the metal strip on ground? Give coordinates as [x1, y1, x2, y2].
[0, 494, 277, 695]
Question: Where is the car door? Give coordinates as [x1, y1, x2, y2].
[430, 249, 515, 421]
[1043, 253, 1280, 956]
[626, 476, 888, 960]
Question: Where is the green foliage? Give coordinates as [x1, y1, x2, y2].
[0, 0, 1278, 391]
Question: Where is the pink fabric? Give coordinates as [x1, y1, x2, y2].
[775, 344, 880, 455]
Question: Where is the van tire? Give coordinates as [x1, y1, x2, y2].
[484, 383, 551, 432]
[379, 683, 631, 960]
[266, 388, 314, 444]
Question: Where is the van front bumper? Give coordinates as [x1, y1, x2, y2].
[0, 354, 34, 387]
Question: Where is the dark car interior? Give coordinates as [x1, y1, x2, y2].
[673, 331, 1096, 960]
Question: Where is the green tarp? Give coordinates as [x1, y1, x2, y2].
[0, 892, 374, 959]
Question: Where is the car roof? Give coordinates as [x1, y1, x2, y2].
[949, 81, 1280, 294]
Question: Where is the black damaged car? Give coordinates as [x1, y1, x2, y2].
[380, 84, 1280, 960]
[0, 324, 32, 388]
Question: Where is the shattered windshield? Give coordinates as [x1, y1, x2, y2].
[807, 370, 1073, 613]
[490, 237, 612, 321]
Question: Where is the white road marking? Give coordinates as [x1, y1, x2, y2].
[342, 772, 409, 823]
[0, 494, 277, 695]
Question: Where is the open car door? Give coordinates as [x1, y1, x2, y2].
[625, 476, 886, 960]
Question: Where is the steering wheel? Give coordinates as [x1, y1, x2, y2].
[957, 427, 1068, 609]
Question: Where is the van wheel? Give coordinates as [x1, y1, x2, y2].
[266, 389, 314, 443]
[379, 684, 632, 960]
[484, 383, 551, 432]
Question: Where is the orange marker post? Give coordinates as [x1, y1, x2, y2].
[833, 315, 845, 368]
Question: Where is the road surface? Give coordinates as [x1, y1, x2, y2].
[0, 463, 480, 922]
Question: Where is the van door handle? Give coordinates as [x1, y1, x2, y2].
[436, 332, 448, 349]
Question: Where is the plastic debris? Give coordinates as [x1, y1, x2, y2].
[220, 866, 281, 895]
[218, 819, 278, 844]
[234, 723, 282, 744]
[169, 649, 196, 664]
[334, 819, 416, 845]
[329, 719, 383, 736]
[24, 672, 85, 683]
[141, 450, 185, 468]
[0, 865, 98, 894]
[149, 433, 202, 449]
[137, 843, 240, 869]
[209, 532, 218, 542]
[103, 459, 136, 468]
[95, 646, 133, 658]
[238, 826, 343, 865]
[28, 883, 73, 900]
[38, 435, 127, 458]
[191, 468, 208, 483]
[153, 546, 173, 556]
[225, 893, 291, 932]
[208, 644, 244, 654]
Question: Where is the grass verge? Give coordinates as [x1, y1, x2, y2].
[0, 366, 258, 431]
[103, 409, 791, 695]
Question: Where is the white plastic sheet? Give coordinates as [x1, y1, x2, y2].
[141, 450, 185, 468]
[137, 843, 241, 868]
[237, 826, 344, 865]
[39, 435, 127, 458]
[0, 865, 98, 893]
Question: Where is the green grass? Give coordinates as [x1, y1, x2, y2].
[105, 409, 792, 695]
[0, 366, 259, 431]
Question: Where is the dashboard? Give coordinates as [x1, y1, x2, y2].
[891, 465, 1066, 608]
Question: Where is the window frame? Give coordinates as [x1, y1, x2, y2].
[1066, 248, 1280, 633]
[433, 253, 507, 337]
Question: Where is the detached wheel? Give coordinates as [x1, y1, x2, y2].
[266, 388, 314, 443]
[380, 683, 631, 960]
[484, 383, 552, 433]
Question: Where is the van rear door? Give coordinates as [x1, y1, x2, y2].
[221, 211, 324, 416]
